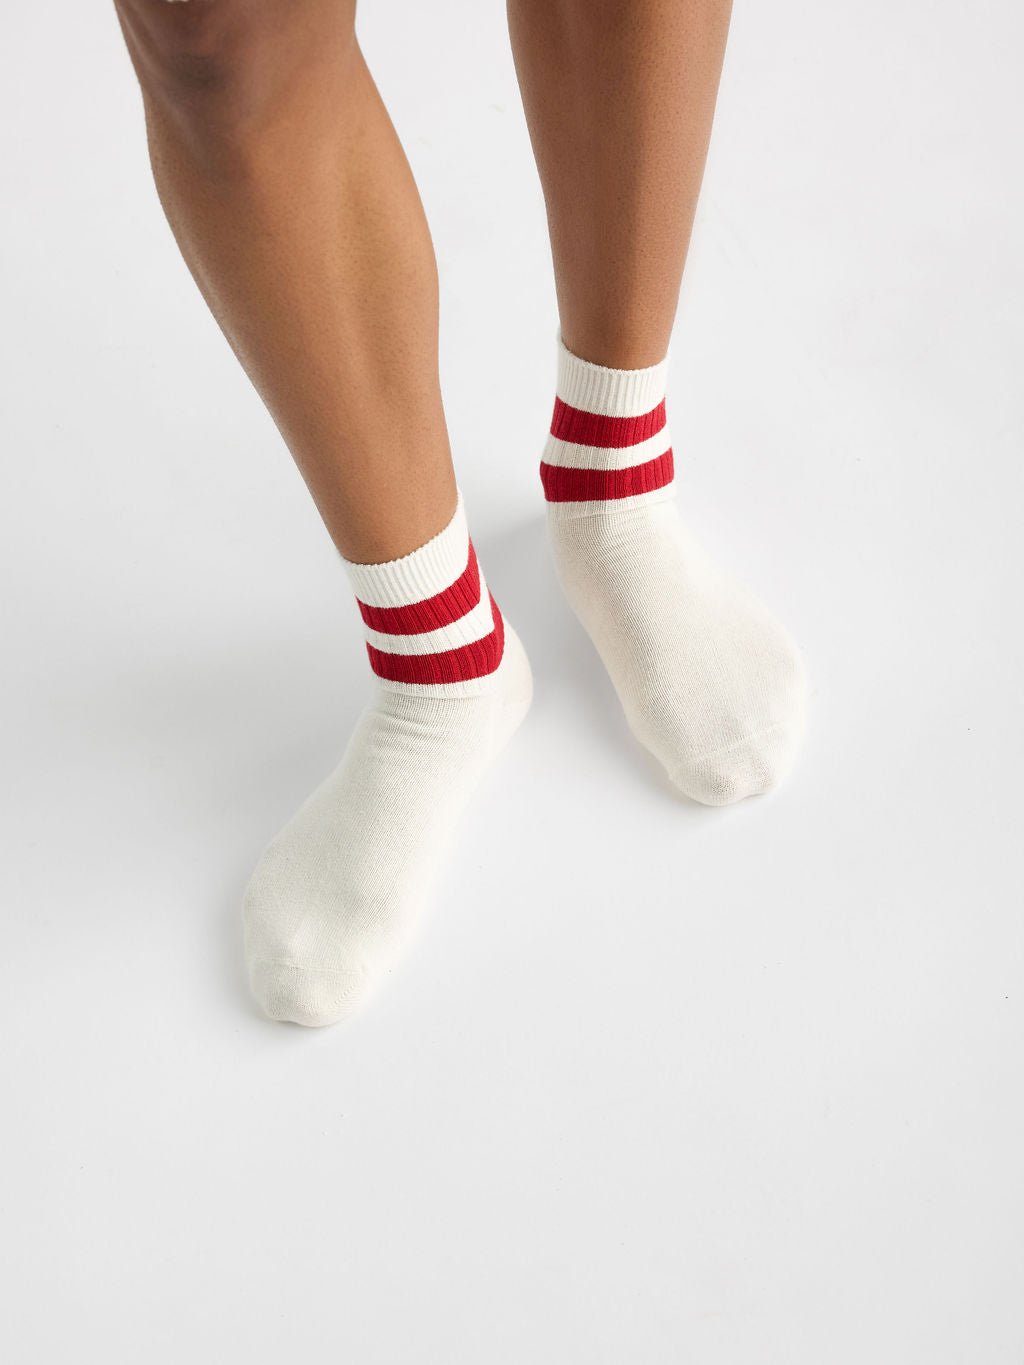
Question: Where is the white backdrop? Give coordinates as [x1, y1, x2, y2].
[2, 2, 1022, 1361]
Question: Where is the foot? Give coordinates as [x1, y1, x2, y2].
[541, 340, 805, 805]
[244, 495, 532, 1025]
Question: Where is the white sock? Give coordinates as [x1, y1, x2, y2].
[541, 339, 805, 805]
[243, 492, 532, 1025]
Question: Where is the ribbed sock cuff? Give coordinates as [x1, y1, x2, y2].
[342, 490, 507, 692]
[342, 492, 467, 608]
[555, 338, 669, 418]
[542, 338, 675, 518]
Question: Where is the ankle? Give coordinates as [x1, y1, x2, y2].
[540, 338, 675, 518]
[342, 490, 509, 698]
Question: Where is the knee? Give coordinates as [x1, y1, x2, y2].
[115, 0, 354, 151]
[117, 0, 261, 105]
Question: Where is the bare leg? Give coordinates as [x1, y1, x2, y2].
[114, 0, 454, 561]
[507, 0, 732, 369]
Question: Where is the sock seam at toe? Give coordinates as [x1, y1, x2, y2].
[688, 719, 795, 766]
[251, 958, 368, 982]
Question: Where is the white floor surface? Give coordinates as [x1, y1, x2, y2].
[2, 3, 1022, 1360]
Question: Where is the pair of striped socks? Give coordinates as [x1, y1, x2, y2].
[244, 341, 805, 1025]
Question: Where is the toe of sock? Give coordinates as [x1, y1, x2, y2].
[248, 960, 371, 1027]
[673, 719, 804, 806]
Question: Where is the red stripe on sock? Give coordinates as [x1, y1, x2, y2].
[550, 397, 667, 449]
[539, 449, 674, 502]
[366, 593, 505, 685]
[357, 541, 481, 635]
